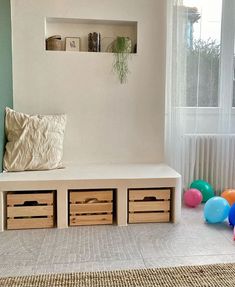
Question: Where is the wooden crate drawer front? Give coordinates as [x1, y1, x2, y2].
[70, 214, 112, 226]
[7, 191, 55, 230]
[7, 218, 54, 230]
[8, 206, 53, 217]
[129, 212, 170, 223]
[7, 193, 53, 205]
[129, 189, 171, 224]
[70, 202, 112, 214]
[129, 189, 170, 201]
[69, 190, 113, 226]
[70, 190, 113, 203]
[129, 201, 170, 213]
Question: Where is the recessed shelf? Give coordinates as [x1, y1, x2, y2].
[45, 17, 137, 53]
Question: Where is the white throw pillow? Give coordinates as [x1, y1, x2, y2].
[3, 107, 67, 172]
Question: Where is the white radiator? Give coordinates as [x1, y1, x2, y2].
[183, 134, 235, 194]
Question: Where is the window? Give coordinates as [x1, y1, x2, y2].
[183, 0, 222, 107]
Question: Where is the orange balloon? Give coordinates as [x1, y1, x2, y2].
[221, 189, 235, 206]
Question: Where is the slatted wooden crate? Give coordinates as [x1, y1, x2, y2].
[7, 191, 55, 230]
[69, 190, 113, 226]
[128, 189, 171, 223]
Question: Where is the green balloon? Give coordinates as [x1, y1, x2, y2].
[190, 180, 214, 203]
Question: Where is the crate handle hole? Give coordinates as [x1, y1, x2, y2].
[23, 201, 39, 206]
[143, 196, 157, 201]
[85, 198, 99, 204]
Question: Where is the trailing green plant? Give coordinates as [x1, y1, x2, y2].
[112, 37, 132, 84]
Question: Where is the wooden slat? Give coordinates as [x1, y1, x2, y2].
[129, 189, 171, 201]
[7, 206, 53, 217]
[129, 212, 170, 223]
[129, 201, 170, 212]
[70, 202, 113, 214]
[7, 193, 53, 205]
[70, 214, 113, 226]
[7, 218, 54, 230]
[70, 191, 113, 203]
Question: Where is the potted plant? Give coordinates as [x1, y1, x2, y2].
[112, 37, 132, 84]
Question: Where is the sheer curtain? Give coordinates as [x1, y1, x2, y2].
[165, 0, 235, 194]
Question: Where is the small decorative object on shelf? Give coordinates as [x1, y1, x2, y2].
[112, 36, 132, 84]
[88, 32, 101, 52]
[46, 35, 64, 51]
[134, 43, 137, 53]
[65, 37, 81, 51]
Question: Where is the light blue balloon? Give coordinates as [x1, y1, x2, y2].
[204, 197, 230, 223]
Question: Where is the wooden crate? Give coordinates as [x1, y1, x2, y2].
[7, 191, 55, 230]
[128, 189, 171, 223]
[69, 190, 113, 226]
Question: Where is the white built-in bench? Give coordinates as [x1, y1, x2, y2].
[0, 163, 181, 231]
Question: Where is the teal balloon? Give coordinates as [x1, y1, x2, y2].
[190, 180, 214, 203]
[204, 197, 230, 223]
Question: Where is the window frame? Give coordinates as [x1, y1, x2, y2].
[180, 0, 235, 110]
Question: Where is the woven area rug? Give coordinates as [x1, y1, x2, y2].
[1, 263, 235, 287]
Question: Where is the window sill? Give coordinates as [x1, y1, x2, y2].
[170, 107, 235, 115]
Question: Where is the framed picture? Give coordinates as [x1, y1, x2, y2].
[65, 37, 81, 51]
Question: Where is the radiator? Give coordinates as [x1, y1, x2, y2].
[183, 134, 235, 194]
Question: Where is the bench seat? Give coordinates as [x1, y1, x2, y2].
[0, 163, 181, 231]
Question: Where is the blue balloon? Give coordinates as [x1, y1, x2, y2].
[204, 197, 230, 223]
[229, 203, 235, 227]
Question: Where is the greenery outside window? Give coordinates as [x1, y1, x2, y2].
[182, 0, 222, 108]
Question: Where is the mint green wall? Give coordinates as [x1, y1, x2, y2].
[0, 0, 13, 172]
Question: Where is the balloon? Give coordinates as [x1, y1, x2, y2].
[221, 189, 235, 206]
[190, 180, 214, 203]
[183, 189, 202, 207]
[204, 197, 230, 223]
[228, 203, 235, 226]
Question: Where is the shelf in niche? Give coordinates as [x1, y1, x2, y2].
[45, 17, 138, 53]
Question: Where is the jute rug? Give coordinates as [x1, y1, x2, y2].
[1, 263, 235, 287]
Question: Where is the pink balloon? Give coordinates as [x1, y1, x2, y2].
[184, 188, 203, 207]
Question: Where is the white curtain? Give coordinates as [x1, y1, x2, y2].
[165, 0, 235, 194]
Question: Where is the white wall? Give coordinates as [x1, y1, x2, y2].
[11, 0, 166, 164]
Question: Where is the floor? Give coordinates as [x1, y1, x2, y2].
[0, 206, 235, 278]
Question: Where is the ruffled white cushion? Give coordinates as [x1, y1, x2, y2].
[4, 107, 67, 171]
